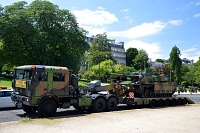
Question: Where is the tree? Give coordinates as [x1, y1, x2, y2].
[155, 58, 164, 63]
[132, 49, 149, 70]
[168, 46, 182, 82]
[89, 33, 115, 66]
[126, 48, 138, 66]
[0, 0, 89, 74]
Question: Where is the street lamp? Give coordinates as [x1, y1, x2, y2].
[98, 60, 100, 80]
[143, 56, 147, 70]
[170, 69, 173, 82]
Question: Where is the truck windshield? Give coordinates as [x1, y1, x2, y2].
[15, 69, 32, 80]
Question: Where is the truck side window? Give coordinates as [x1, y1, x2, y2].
[53, 73, 65, 81]
[38, 72, 47, 81]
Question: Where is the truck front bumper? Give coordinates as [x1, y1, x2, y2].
[11, 93, 31, 106]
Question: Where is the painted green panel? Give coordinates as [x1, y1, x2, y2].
[78, 96, 92, 106]
[32, 97, 40, 105]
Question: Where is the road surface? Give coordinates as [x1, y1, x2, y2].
[0, 93, 200, 123]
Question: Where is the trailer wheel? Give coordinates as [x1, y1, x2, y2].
[92, 97, 106, 113]
[38, 99, 57, 117]
[22, 104, 36, 114]
[181, 99, 186, 105]
[176, 98, 181, 105]
[149, 100, 156, 108]
[164, 99, 169, 106]
[156, 100, 163, 107]
[170, 99, 175, 106]
[181, 98, 187, 105]
[106, 97, 117, 111]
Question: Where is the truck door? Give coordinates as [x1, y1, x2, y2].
[52, 72, 69, 96]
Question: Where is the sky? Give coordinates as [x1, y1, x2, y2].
[1, 0, 200, 62]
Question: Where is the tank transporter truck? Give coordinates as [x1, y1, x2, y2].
[11, 65, 194, 117]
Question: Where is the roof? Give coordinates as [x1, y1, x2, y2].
[14, 65, 68, 71]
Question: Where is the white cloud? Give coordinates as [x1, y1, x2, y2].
[72, 9, 118, 26]
[125, 16, 129, 19]
[195, 2, 200, 6]
[121, 9, 130, 12]
[97, 6, 105, 10]
[125, 40, 162, 61]
[168, 20, 182, 25]
[194, 13, 200, 18]
[81, 26, 108, 36]
[181, 47, 200, 62]
[108, 20, 181, 39]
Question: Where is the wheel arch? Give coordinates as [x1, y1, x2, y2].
[39, 94, 59, 108]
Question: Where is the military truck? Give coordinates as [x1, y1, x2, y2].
[11, 65, 194, 117]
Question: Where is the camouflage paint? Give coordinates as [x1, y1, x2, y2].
[12, 65, 72, 106]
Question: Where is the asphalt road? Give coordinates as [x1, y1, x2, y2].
[0, 93, 200, 124]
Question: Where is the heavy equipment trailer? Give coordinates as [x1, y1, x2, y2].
[11, 65, 194, 117]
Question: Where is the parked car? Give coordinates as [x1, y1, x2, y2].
[0, 89, 22, 109]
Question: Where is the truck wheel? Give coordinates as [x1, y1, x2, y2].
[22, 104, 36, 113]
[15, 101, 22, 109]
[38, 99, 57, 117]
[156, 100, 163, 107]
[149, 100, 156, 108]
[106, 97, 117, 111]
[92, 97, 106, 113]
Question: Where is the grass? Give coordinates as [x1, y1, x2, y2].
[19, 117, 64, 125]
[0, 77, 12, 89]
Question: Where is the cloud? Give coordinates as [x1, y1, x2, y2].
[194, 13, 200, 18]
[72, 8, 118, 26]
[125, 16, 129, 19]
[97, 6, 105, 10]
[168, 20, 182, 25]
[108, 20, 181, 39]
[181, 47, 200, 62]
[81, 26, 108, 36]
[120, 9, 130, 12]
[125, 40, 163, 61]
[195, 2, 200, 6]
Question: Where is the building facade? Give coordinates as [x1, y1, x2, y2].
[109, 39, 126, 65]
[86, 37, 126, 66]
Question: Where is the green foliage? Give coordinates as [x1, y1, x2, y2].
[90, 59, 136, 79]
[89, 33, 115, 66]
[168, 46, 182, 82]
[155, 58, 164, 63]
[0, 0, 89, 74]
[126, 48, 138, 66]
[132, 49, 149, 70]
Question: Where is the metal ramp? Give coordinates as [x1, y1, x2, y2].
[185, 97, 195, 104]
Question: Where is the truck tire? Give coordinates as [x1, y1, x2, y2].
[22, 104, 36, 114]
[149, 100, 156, 108]
[38, 99, 57, 117]
[15, 101, 22, 109]
[92, 97, 106, 113]
[106, 97, 117, 111]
